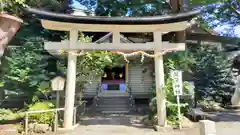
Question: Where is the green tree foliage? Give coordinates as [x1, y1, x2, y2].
[148, 50, 195, 126]
[1, 0, 73, 15]
[149, 45, 235, 125]
[3, 37, 53, 103]
[1, 0, 25, 15]
[77, 0, 171, 16]
[25, 0, 73, 13]
[164, 45, 236, 106]
[189, 0, 219, 6]
[58, 33, 125, 92]
[149, 76, 191, 126]
[164, 50, 196, 74]
[190, 46, 235, 105]
[190, 0, 240, 36]
[1, 0, 74, 103]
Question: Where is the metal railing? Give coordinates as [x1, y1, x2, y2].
[126, 82, 135, 110]
[96, 83, 103, 96]
[24, 101, 86, 134]
[94, 83, 106, 104]
[93, 83, 102, 107]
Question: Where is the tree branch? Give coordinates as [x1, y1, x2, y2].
[230, 6, 240, 17]
[227, 0, 240, 18]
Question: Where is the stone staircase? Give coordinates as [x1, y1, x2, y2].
[94, 91, 134, 114]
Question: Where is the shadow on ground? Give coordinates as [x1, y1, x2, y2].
[207, 110, 240, 122]
[79, 113, 153, 130]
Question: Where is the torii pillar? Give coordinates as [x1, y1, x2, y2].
[154, 32, 166, 126]
[63, 30, 78, 128]
[24, 7, 199, 130]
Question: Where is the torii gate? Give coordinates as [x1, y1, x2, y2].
[25, 7, 199, 129]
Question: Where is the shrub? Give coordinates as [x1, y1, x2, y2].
[199, 100, 225, 112]
[149, 76, 191, 126]
[0, 108, 22, 124]
[28, 101, 54, 124]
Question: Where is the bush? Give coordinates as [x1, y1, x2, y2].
[148, 76, 191, 126]
[0, 108, 22, 124]
[28, 101, 54, 125]
[199, 100, 225, 112]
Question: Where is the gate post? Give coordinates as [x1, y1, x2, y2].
[154, 32, 167, 128]
[63, 30, 78, 129]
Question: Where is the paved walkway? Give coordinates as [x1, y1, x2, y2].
[17, 109, 238, 135]
[59, 110, 240, 135]
[60, 114, 200, 135]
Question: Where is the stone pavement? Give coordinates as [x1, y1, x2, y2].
[51, 111, 240, 135]
[60, 114, 200, 135]
[2, 110, 240, 135]
[207, 109, 240, 135]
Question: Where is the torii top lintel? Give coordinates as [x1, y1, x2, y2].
[25, 7, 199, 32]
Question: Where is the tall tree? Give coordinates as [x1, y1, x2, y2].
[192, 46, 235, 105]
[77, 0, 171, 16]
[3, 37, 52, 102]
[0, 0, 74, 104]
[1, 0, 73, 15]
[190, 0, 240, 36]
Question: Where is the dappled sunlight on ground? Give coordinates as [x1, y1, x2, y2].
[3, 111, 240, 135]
[57, 110, 240, 135]
[60, 113, 200, 135]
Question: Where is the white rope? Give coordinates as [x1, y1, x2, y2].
[112, 48, 180, 62]
[62, 48, 180, 62]
[68, 51, 85, 56]
[58, 50, 86, 56]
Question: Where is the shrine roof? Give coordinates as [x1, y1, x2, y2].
[24, 7, 200, 25]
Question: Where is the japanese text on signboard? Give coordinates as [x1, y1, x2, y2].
[170, 70, 183, 96]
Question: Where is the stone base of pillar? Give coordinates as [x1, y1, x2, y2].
[154, 125, 173, 132]
[58, 123, 79, 132]
[199, 120, 216, 135]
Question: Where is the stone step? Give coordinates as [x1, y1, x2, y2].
[94, 95, 133, 114]
[98, 92, 129, 97]
[98, 97, 129, 100]
[97, 97, 130, 103]
[96, 107, 130, 112]
[97, 104, 130, 108]
[97, 99, 130, 104]
[98, 97, 129, 99]
[97, 103, 130, 106]
[101, 111, 129, 114]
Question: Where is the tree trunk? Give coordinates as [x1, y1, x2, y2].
[169, 0, 186, 43]
[0, 13, 23, 57]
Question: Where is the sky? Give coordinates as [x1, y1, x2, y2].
[72, 0, 240, 37]
[72, 0, 87, 10]
[215, 25, 240, 37]
[236, 26, 240, 37]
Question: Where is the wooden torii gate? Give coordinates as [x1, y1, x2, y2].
[25, 7, 199, 130]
